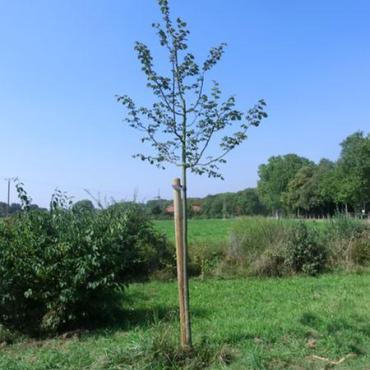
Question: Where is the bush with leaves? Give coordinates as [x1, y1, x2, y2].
[285, 222, 327, 275]
[0, 186, 172, 335]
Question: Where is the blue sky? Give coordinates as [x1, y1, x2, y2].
[1, 0, 369, 207]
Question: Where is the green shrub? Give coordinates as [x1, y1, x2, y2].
[0, 191, 171, 335]
[285, 222, 327, 275]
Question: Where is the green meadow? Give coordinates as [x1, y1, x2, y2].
[154, 218, 236, 246]
[1, 272, 369, 369]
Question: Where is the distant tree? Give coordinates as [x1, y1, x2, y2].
[201, 194, 225, 218]
[315, 159, 338, 215]
[118, 0, 267, 346]
[336, 132, 370, 213]
[146, 199, 172, 217]
[0, 202, 7, 217]
[235, 188, 266, 216]
[201, 189, 265, 218]
[257, 154, 312, 216]
[146, 199, 163, 216]
[72, 199, 95, 213]
[284, 160, 338, 217]
[29, 204, 47, 213]
[0, 201, 46, 217]
[284, 164, 316, 216]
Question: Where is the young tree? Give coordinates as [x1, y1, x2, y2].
[118, 0, 267, 346]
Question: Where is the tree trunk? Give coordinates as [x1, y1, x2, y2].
[275, 209, 279, 219]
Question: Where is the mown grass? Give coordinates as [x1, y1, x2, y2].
[1, 272, 369, 369]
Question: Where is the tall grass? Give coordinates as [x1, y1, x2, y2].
[154, 217, 370, 278]
[226, 217, 370, 277]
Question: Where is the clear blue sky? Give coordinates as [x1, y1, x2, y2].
[1, 0, 369, 207]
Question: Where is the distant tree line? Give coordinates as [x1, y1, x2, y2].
[144, 131, 370, 219]
[0, 202, 47, 217]
[2, 131, 367, 219]
[144, 188, 267, 219]
[257, 131, 370, 217]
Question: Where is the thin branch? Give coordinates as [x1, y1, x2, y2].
[153, 75, 183, 116]
[196, 146, 233, 167]
[194, 109, 229, 165]
[187, 74, 205, 113]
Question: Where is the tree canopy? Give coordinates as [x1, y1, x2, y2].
[257, 154, 313, 214]
[335, 132, 370, 211]
[257, 131, 370, 217]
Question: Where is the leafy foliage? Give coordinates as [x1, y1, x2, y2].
[336, 132, 370, 210]
[257, 132, 370, 216]
[0, 179, 46, 217]
[118, 0, 267, 179]
[202, 188, 266, 218]
[0, 189, 171, 335]
[257, 154, 312, 214]
[285, 222, 327, 275]
[283, 160, 338, 216]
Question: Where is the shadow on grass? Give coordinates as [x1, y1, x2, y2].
[82, 299, 210, 339]
[300, 311, 370, 338]
[300, 312, 323, 329]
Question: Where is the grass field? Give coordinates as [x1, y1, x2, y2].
[1, 272, 370, 369]
[1, 217, 369, 369]
[154, 218, 335, 245]
[154, 218, 236, 245]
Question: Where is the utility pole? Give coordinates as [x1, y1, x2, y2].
[4, 178, 13, 217]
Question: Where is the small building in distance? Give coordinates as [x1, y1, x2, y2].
[165, 205, 175, 214]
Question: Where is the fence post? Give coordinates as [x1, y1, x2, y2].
[172, 178, 191, 349]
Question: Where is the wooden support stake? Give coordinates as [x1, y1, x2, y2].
[172, 178, 191, 349]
